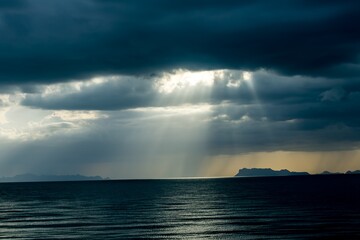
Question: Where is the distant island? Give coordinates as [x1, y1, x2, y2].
[235, 168, 360, 177]
[235, 168, 309, 177]
[0, 174, 109, 183]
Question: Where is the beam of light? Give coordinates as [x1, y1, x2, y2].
[85, 105, 213, 179]
[239, 69, 274, 146]
[147, 69, 278, 177]
[126, 105, 212, 178]
[125, 70, 222, 177]
[192, 69, 278, 177]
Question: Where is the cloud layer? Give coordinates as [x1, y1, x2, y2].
[17, 69, 360, 154]
[0, 0, 360, 85]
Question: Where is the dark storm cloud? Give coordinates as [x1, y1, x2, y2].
[20, 70, 357, 110]
[0, 0, 360, 85]
[0, 0, 26, 9]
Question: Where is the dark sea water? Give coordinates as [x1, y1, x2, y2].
[1, 175, 360, 239]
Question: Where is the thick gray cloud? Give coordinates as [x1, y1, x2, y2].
[0, 0, 359, 85]
[21, 70, 360, 110]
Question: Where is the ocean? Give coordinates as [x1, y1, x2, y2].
[0, 175, 360, 239]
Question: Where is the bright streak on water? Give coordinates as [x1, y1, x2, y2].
[1, 176, 360, 239]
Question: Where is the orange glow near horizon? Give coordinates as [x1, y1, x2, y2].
[199, 150, 360, 177]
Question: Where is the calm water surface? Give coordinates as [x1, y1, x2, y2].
[0, 175, 360, 239]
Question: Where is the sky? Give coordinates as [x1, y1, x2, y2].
[0, 0, 360, 178]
